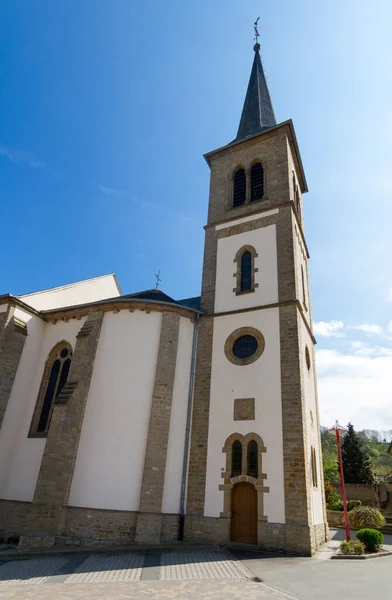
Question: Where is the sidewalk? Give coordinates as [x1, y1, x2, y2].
[0, 542, 220, 562]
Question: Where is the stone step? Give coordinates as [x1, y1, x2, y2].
[383, 515, 392, 522]
[381, 525, 392, 534]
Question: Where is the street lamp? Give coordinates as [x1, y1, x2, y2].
[328, 421, 350, 542]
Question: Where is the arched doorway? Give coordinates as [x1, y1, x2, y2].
[230, 482, 257, 544]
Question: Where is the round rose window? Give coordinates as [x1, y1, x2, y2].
[232, 335, 258, 359]
[224, 327, 265, 366]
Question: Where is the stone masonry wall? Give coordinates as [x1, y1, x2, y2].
[185, 317, 214, 517]
[0, 305, 28, 429]
[0, 499, 181, 546]
[19, 311, 104, 547]
[206, 127, 292, 225]
[277, 204, 327, 555]
[135, 312, 180, 543]
[61, 506, 138, 544]
[332, 483, 380, 506]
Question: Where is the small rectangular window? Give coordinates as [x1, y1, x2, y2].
[311, 446, 318, 487]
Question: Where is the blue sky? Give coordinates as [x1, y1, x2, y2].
[2, 1, 392, 430]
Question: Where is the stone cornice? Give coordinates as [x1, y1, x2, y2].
[0, 293, 201, 324]
[0, 295, 43, 318]
[204, 201, 310, 260]
[208, 299, 316, 345]
[42, 297, 200, 323]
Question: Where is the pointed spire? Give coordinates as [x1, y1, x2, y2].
[236, 43, 276, 141]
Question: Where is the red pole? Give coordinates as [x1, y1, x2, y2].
[336, 426, 350, 542]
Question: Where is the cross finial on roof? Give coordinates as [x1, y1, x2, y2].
[254, 17, 260, 45]
[154, 270, 162, 289]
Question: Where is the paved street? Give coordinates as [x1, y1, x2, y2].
[0, 580, 296, 600]
[1, 531, 392, 599]
[0, 548, 292, 599]
[232, 529, 392, 600]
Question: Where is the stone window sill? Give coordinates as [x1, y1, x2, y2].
[235, 289, 255, 296]
[27, 431, 48, 439]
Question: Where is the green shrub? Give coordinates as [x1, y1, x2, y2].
[347, 499, 362, 511]
[324, 461, 340, 484]
[348, 506, 385, 530]
[340, 541, 364, 555]
[327, 494, 343, 511]
[356, 529, 384, 552]
[324, 481, 337, 504]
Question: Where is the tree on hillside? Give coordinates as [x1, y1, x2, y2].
[341, 423, 374, 484]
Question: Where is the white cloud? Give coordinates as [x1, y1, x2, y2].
[349, 341, 392, 358]
[313, 320, 345, 337]
[316, 347, 392, 430]
[351, 323, 383, 335]
[97, 185, 128, 198]
[0, 143, 46, 168]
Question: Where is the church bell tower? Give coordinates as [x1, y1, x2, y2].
[185, 39, 328, 555]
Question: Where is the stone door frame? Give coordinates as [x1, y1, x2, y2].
[219, 432, 269, 543]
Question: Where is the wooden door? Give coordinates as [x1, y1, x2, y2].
[230, 482, 257, 544]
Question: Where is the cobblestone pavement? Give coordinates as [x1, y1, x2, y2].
[0, 548, 301, 599]
[0, 579, 298, 599]
[64, 552, 144, 583]
[160, 550, 254, 580]
[0, 557, 69, 585]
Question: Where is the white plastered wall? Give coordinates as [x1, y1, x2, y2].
[0, 311, 86, 501]
[214, 225, 279, 314]
[204, 307, 285, 523]
[161, 316, 194, 514]
[19, 274, 120, 311]
[300, 318, 324, 525]
[69, 310, 163, 511]
[0, 305, 8, 313]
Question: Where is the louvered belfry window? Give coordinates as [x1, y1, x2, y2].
[247, 441, 258, 478]
[233, 168, 246, 207]
[250, 163, 264, 201]
[231, 441, 243, 477]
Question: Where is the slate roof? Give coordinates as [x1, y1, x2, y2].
[178, 296, 201, 311]
[122, 289, 180, 305]
[121, 289, 202, 312]
[235, 43, 276, 142]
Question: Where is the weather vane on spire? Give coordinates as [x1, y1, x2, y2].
[154, 270, 162, 290]
[254, 17, 260, 44]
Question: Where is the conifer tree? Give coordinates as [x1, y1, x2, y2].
[341, 423, 374, 484]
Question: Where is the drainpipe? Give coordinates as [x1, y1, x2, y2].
[179, 312, 199, 540]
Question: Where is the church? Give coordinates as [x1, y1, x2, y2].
[0, 41, 328, 555]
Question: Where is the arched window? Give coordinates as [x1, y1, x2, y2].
[233, 168, 246, 207]
[240, 251, 252, 292]
[250, 163, 264, 201]
[234, 245, 258, 295]
[29, 341, 73, 436]
[247, 441, 258, 478]
[231, 441, 242, 477]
